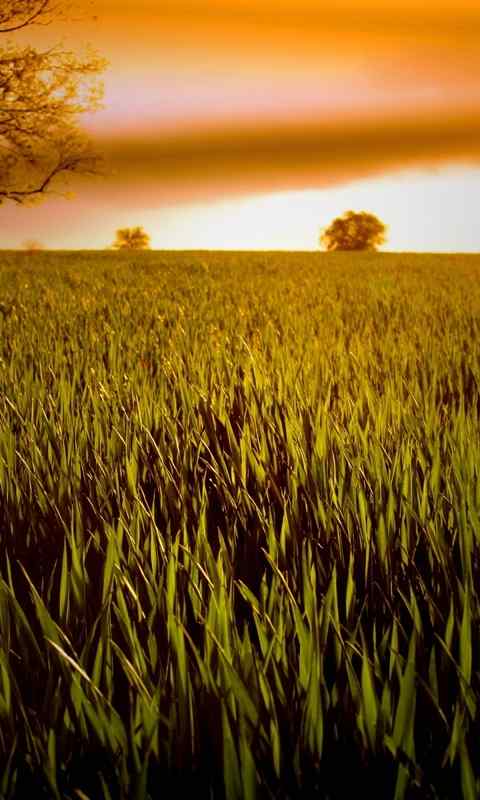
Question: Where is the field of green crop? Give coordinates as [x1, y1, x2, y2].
[0, 250, 479, 799]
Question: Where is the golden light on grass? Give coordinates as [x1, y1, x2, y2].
[3, 5, 480, 796]
[2, 245, 480, 795]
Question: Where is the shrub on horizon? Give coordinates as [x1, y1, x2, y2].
[112, 226, 151, 250]
[320, 210, 387, 251]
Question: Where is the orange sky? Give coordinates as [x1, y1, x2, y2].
[85, 0, 480, 130]
[2, 0, 480, 250]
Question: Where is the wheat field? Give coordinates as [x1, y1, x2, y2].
[0, 250, 479, 798]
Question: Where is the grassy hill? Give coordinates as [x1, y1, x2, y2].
[0, 251, 479, 798]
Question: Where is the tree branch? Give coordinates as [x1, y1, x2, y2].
[0, 1, 53, 33]
[0, 145, 102, 204]
[0, 1, 105, 206]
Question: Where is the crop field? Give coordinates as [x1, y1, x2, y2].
[0, 250, 479, 799]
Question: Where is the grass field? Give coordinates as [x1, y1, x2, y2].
[0, 250, 479, 799]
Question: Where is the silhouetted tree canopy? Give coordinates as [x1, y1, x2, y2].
[0, 1, 105, 205]
[112, 227, 151, 251]
[320, 211, 387, 251]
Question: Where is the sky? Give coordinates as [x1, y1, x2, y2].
[1, 0, 480, 250]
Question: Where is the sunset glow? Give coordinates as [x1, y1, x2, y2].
[138, 168, 480, 253]
[2, 0, 480, 251]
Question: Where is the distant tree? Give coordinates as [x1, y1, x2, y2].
[320, 211, 387, 251]
[22, 239, 44, 252]
[0, 1, 105, 206]
[112, 227, 151, 250]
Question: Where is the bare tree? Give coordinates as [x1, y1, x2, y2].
[0, 1, 105, 205]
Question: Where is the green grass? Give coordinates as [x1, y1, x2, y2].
[0, 249, 479, 798]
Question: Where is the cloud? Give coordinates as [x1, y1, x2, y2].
[97, 111, 480, 203]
